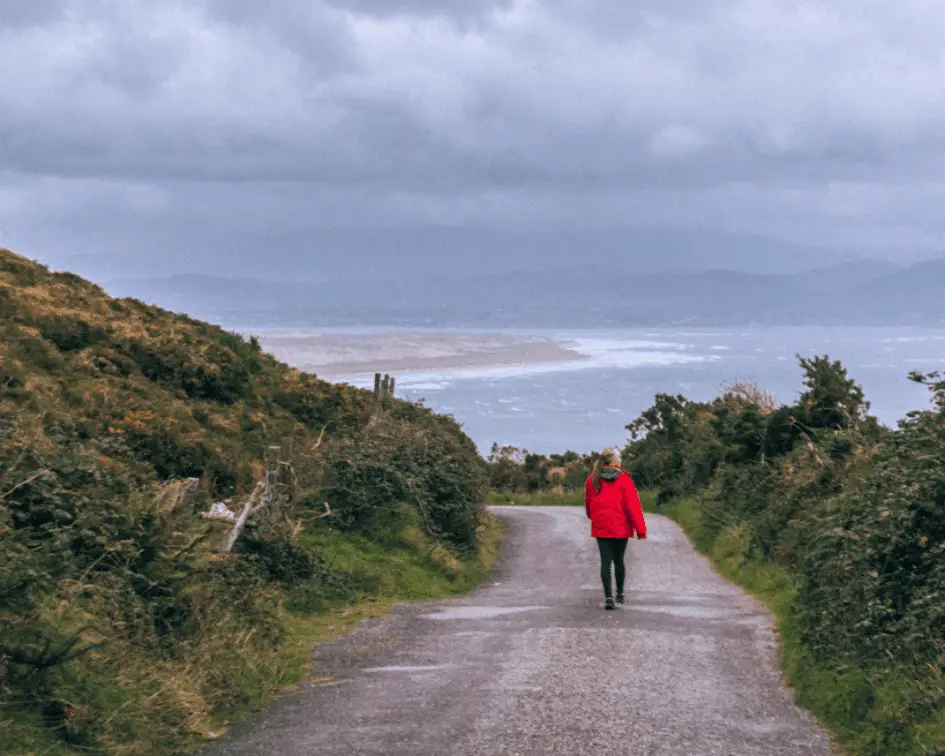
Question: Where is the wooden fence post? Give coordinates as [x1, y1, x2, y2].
[372, 372, 396, 407]
[266, 445, 281, 522]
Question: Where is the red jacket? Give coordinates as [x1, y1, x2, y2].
[585, 467, 647, 540]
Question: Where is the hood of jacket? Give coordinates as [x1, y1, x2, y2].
[599, 466, 623, 482]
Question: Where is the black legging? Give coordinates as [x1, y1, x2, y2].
[596, 537, 629, 598]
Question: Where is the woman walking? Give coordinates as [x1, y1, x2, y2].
[585, 447, 647, 610]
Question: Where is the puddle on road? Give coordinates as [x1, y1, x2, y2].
[631, 605, 737, 620]
[423, 605, 546, 621]
[362, 665, 450, 673]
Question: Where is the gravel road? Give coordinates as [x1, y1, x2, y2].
[203, 507, 834, 756]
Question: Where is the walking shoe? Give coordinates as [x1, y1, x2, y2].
[616, 593, 624, 605]
[605, 597, 616, 610]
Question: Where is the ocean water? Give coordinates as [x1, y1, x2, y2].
[330, 326, 945, 455]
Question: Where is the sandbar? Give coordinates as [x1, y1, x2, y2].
[256, 331, 588, 377]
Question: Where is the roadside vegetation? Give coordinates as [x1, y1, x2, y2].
[488, 364, 944, 755]
[0, 250, 498, 756]
[484, 443, 610, 494]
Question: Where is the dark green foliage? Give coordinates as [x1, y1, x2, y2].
[129, 339, 253, 403]
[38, 314, 109, 353]
[762, 405, 802, 458]
[796, 355, 867, 431]
[622, 358, 944, 753]
[238, 526, 316, 585]
[322, 412, 487, 549]
[625, 392, 725, 500]
[271, 371, 375, 432]
[798, 378, 945, 671]
[485, 443, 600, 493]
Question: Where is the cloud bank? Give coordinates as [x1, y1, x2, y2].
[2, 0, 945, 275]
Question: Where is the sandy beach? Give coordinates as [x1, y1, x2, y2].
[256, 331, 588, 377]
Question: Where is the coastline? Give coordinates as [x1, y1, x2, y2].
[257, 331, 589, 377]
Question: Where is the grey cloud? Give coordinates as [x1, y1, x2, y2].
[0, 0, 63, 28]
[2, 0, 945, 269]
[325, 0, 513, 21]
[201, 0, 356, 72]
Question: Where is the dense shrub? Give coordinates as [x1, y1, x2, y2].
[321, 412, 487, 548]
[37, 314, 109, 353]
[129, 340, 253, 403]
[485, 444, 608, 494]
[621, 359, 943, 752]
[798, 375, 945, 668]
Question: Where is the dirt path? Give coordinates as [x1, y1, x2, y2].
[203, 507, 833, 755]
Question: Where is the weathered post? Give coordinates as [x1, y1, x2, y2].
[374, 372, 382, 397]
[389, 376, 396, 397]
[266, 445, 281, 522]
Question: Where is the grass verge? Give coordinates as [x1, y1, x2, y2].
[486, 490, 585, 507]
[646, 497, 945, 756]
[486, 489, 658, 510]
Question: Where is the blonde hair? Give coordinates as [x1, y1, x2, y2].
[591, 446, 623, 492]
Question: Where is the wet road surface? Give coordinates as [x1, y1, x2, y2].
[203, 506, 833, 756]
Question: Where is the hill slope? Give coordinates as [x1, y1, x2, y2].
[0, 249, 491, 754]
[83, 226, 853, 283]
[847, 258, 945, 320]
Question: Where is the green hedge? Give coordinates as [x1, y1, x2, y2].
[627, 363, 945, 755]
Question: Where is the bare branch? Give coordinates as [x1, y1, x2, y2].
[0, 469, 53, 502]
[311, 425, 327, 454]
[221, 486, 262, 553]
[719, 378, 778, 411]
[202, 514, 239, 523]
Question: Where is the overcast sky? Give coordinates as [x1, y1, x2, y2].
[2, 0, 945, 277]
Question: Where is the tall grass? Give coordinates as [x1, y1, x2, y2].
[486, 489, 585, 507]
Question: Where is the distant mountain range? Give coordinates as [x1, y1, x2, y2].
[80, 225, 862, 281]
[102, 255, 945, 328]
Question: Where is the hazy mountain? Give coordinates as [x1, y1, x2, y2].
[105, 274, 325, 314]
[100, 226, 875, 326]
[844, 259, 945, 321]
[95, 226, 857, 284]
[285, 227, 852, 278]
[102, 256, 945, 328]
[784, 259, 902, 292]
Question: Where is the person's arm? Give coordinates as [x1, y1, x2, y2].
[621, 474, 647, 539]
[584, 477, 593, 519]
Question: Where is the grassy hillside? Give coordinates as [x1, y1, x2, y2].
[0, 249, 495, 755]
